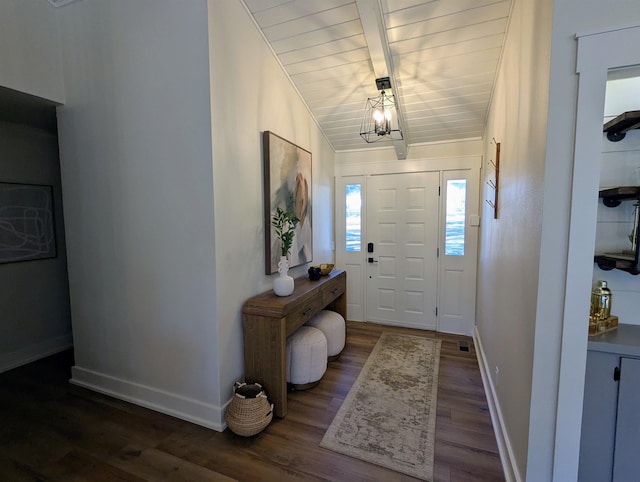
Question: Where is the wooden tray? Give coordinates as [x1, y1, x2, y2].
[588, 315, 619, 337]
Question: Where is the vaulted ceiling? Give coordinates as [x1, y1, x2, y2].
[242, 0, 512, 158]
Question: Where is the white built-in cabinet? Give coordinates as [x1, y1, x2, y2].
[579, 324, 640, 481]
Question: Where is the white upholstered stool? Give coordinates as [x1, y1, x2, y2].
[286, 326, 327, 390]
[305, 310, 346, 361]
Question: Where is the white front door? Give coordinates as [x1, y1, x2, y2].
[365, 172, 440, 330]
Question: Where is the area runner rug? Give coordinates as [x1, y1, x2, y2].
[320, 333, 441, 481]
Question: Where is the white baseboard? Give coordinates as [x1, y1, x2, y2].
[70, 366, 227, 432]
[473, 326, 522, 482]
[0, 333, 73, 373]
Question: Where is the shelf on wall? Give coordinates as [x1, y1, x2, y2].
[594, 186, 640, 275]
[603, 111, 640, 142]
[594, 255, 640, 275]
[599, 186, 640, 207]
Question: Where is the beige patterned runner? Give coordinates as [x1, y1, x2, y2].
[320, 333, 441, 481]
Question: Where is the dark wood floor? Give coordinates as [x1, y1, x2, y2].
[0, 322, 504, 482]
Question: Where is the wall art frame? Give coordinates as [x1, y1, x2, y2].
[263, 131, 312, 275]
[0, 181, 56, 264]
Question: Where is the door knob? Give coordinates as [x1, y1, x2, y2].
[368, 257, 378, 263]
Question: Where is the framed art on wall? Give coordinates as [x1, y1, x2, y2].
[263, 131, 312, 274]
[0, 182, 56, 264]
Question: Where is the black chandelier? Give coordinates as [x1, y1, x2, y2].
[359, 77, 403, 143]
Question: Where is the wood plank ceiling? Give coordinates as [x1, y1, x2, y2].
[243, 0, 512, 158]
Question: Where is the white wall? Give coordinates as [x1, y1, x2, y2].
[0, 0, 70, 372]
[0, 0, 64, 103]
[207, 0, 336, 403]
[56, 0, 223, 428]
[0, 122, 72, 372]
[54, 0, 335, 430]
[530, 3, 640, 482]
[475, 0, 553, 480]
[476, 2, 640, 480]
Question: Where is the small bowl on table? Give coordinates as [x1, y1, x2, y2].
[315, 263, 334, 276]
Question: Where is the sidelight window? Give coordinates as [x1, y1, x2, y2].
[345, 183, 361, 252]
[445, 179, 466, 256]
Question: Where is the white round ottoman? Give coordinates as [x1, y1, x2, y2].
[305, 310, 346, 361]
[286, 326, 327, 390]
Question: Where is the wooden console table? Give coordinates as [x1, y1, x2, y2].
[242, 269, 346, 418]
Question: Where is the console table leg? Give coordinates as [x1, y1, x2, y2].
[242, 315, 288, 417]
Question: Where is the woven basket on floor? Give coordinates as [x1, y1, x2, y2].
[225, 382, 273, 437]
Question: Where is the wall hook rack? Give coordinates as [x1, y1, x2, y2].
[485, 141, 501, 219]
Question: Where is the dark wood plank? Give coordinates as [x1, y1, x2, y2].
[0, 321, 504, 481]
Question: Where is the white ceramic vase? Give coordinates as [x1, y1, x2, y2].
[273, 255, 294, 296]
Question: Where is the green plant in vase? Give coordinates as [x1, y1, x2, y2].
[271, 207, 299, 296]
[272, 207, 299, 257]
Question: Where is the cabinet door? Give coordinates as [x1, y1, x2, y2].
[579, 351, 619, 482]
[613, 357, 640, 481]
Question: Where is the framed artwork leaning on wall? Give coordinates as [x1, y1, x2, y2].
[0, 182, 56, 264]
[263, 131, 312, 275]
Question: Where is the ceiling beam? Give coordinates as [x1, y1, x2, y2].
[355, 0, 408, 160]
[356, 0, 388, 79]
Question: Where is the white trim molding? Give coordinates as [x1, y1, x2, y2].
[0, 333, 73, 374]
[474, 326, 522, 482]
[71, 366, 227, 432]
